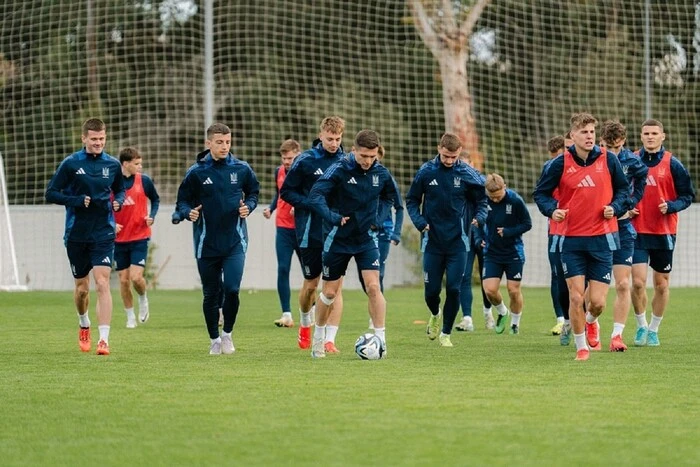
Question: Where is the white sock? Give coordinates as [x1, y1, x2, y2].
[125, 307, 135, 319]
[483, 306, 493, 317]
[210, 336, 221, 345]
[649, 315, 663, 332]
[556, 316, 565, 324]
[635, 312, 648, 328]
[564, 319, 571, 327]
[300, 310, 312, 327]
[78, 313, 90, 328]
[574, 332, 587, 350]
[281, 311, 292, 319]
[374, 327, 385, 343]
[313, 325, 326, 341]
[138, 293, 148, 305]
[585, 312, 598, 324]
[494, 302, 508, 316]
[612, 323, 625, 337]
[511, 312, 521, 326]
[98, 325, 110, 343]
[325, 325, 339, 343]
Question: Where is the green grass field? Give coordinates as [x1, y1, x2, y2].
[1, 287, 699, 466]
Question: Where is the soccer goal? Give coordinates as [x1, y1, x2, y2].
[0, 152, 27, 291]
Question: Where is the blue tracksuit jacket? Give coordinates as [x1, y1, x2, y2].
[405, 156, 488, 255]
[175, 151, 259, 258]
[483, 189, 532, 262]
[45, 148, 125, 243]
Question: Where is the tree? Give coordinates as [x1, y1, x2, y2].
[408, 0, 492, 170]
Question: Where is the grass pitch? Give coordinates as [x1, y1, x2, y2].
[1, 287, 699, 466]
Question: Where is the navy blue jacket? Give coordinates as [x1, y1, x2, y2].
[308, 154, 402, 253]
[533, 145, 629, 251]
[612, 148, 648, 241]
[280, 140, 346, 248]
[175, 151, 259, 258]
[376, 176, 404, 243]
[483, 189, 532, 262]
[406, 156, 488, 254]
[635, 146, 696, 249]
[46, 148, 125, 243]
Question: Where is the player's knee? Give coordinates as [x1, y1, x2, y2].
[365, 282, 381, 297]
[319, 292, 335, 305]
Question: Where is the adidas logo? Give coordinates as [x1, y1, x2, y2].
[102, 256, 111, 264]
[314, 168, 324, 176]
[428, 179, 438, 186]
[75, 168, 86, 175]
[647, 175, 658, 187]
[513, 273, 521, 279]
[566, 166, 577, 174]
[372, 259, 380, 267]
[663, 264, 671, 271]
[138, 259, 146, 265]
[203, 177, 213, 185]
[625, 256, 633, 264]
[577, 175, 596, 187]
[123, 196, 135, 206]
[602, 273, 611, 281]
[347, 177, 357, 184]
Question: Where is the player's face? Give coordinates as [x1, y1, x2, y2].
[319, 131, 342, 154]
[206, 133, 232, 160]
[641, 125, 665, 152]
[571, 124, 596, 153]
[280, 151, 299, 171]
[603, 138, 625, 155]
[353, 146, 379, 171]
[487, 187, 506, 203]
[438, 146, 461, 167]
[82, 130, 106, 155]
[122, 158, 142, 176]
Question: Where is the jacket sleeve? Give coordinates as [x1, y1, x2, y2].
[502, 195, 532, 237]
[268, 166, 280, 212]
[405, 170, 428, 232]
[607, 155, 630, 216]
[385, 176, 404, 243]
[142, 174, 160, 219]
[467, 180, 488, 227]
[666, 157, 696, 214]
[280, 158, 309, 209]
[242, 165, 260, 213]
[307, 171, 343, 226]
[111, 164, 126, 208]
[174, 169, 197, 222]
[533, 157, 563, 217]
[627, 157, 648, 211]
[45, 159, 85, 208]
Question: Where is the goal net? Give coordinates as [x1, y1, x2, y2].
[0, 153, 27, 291]
[1, 1, 698, 287]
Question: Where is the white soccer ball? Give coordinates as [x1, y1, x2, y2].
[354, 333, 386, 360]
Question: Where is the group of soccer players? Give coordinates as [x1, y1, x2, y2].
[46, 113, 695, 361]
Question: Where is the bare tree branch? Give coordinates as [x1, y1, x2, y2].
[408, 0, 440, 54]
[459, 0, 492, 38]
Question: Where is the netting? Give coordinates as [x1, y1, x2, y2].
[1, 1, 699, 286]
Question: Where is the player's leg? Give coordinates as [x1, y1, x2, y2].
[296, 247, 322, 349]
[438, 249, 467, 347]
[377, 235, 391, 293]
[324, 277, 344, 352]
[504, 261, 524, 334]
[455, 247, 475, 331]
[482, 260, 508, 334]
[219, 250, 246, 354]
[422, 250, 445, 340]
[89, 240, 115, 355]
[312, 251, 349, 358]
[273, 227, 296, 327]
[356, 247, 384, 339]
[475, 245, 494, 328]
[631, 248, 650, 345]
[129, 240, 149, 323]
[67, 241, 92, 351]
[196, 256, 224, 354]
[582, 250, 612, 352]
[114, 242, 136, 328]
[610, 239, 633, 351]
[647, 250, 673, 346]
[548, 235, 565, 334]
[562, 250, 589, 360]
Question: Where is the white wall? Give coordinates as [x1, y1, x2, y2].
[6, 204, 700, 290]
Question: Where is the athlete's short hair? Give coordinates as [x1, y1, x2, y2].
[320, 116, 345, 134]
[119, 147, 142, 164]
[206, 123, 231, 139]
[600, 120, 627, 144]
[354, 129, 380, 150]
[439, 133, 462, 152]
[485, 173, 506, 193]
[377, 145, 385, 160]
[547, 135, 565, 154]
[641, 119, 664, 131]
[279, 139, 301, 154]
[82, 118, 105, 135]
[570, 112, 598, 131]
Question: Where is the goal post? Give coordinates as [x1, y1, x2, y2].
[0, 152, 27, 291]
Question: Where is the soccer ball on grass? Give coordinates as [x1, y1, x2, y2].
[354, 333, 386, 360]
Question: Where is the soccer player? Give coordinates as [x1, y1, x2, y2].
[307, 129, 401, 358]
[280, 116, 347, 353]
[534, 112, 629, 361]
[630, 119, 695, 347]
[481, 173, 532, 334]
[45, 118, 125, 356]
[357, 145, 404, 330]
[406, 133, 488, 348]
[599, 121, 647, 351]
[113, 147, 160, 329]
[545, 135, 567, 336]
[174, 123, 260, 355]
[263, 139, 302, 328]
[455, 150, 493, 332]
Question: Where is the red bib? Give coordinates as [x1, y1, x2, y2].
[114, 172, 151, 242]
[275, 165, 295, 229]
[631, 151, 678, 235]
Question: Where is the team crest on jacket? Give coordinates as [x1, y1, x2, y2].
[230, 173, 238, 184]
[506, 204, 512, 215]
[453, 177, 461, 187]
[102, 167, 110, 178]
[372, 175, 379, 187]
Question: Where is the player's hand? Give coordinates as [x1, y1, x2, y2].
[239, 199, 250, 218]
[115, 223, 123, 234]
[339, 216, 350, 226]
[603, 205, 615, 219]
[552, 208, 568, 222]
[83, 196, 91, 208]
[189, 205, 202, 221]
[422, 224, 430, 233]
[391, 240, 399, 246]
[628, 207, 640, 218]
[497, 227, 504, 237]
[145, 216, 154, 226]
[112, 200, 121, 212]
[471, 218, 479, 226]
[263, 208, 271, 219]
[659, 198, 668, 214]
